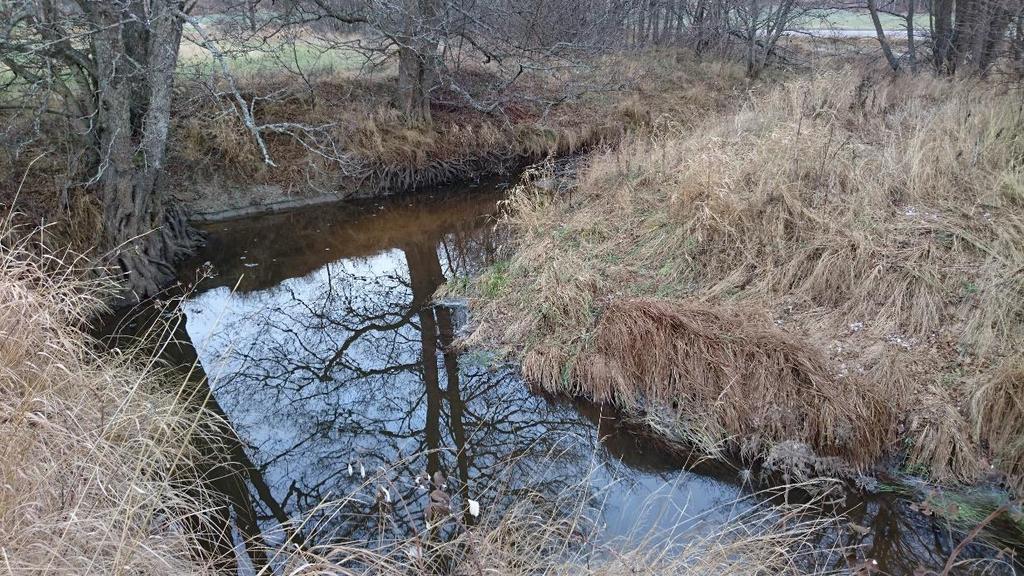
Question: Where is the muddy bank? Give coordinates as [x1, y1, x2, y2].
[174, 126, 626, 222]
[165, 62, 645, 222]
[164, 52, 753, 223]
[176, 152, 519, 222]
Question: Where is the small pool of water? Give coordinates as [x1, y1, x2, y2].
[131, 181, 1017, 574]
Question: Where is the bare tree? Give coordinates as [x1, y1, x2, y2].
[395, 0, 441, 124]
[733, 0, 804, 76]
[947, 0, 1021, 73]
[2, 0, 198, 299]
[867, 0, 903, 70]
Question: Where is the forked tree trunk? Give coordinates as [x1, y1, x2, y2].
[396, 0, 440, 126]
[85, 0, 196, 301]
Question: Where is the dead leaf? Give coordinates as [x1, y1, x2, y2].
[849, 522, 871, 536]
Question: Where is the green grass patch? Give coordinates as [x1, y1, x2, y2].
[795, 9, 921, 30]
[479, 260, 510, 299]
[177, 39, 370, 79]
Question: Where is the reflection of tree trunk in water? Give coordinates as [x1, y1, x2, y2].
[186, 391, 271, 572]
[405, 239, 452, 571]
[420, 305, 444, 477]
[436, 305, 472, 527]
[158, 314, 299, 570]
[406, 241, 446, 480]
[404, 238, 474, 534]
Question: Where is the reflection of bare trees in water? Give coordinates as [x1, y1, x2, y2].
[167, 194, 1006, 574]
[186, 222, 601, 552]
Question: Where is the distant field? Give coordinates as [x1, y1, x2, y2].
[5, 10, 911, 90]
[796, 8, 919, 30]
[177, 34, 373, 78]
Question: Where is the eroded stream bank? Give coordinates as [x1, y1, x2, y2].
[106, 181, 1020, 574]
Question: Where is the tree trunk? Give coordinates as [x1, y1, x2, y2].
[396, 0, 440, 126]
[950, 0, 1015, 74]
[693, 0, 709, 54]
[85, 0, 196, 301]
[637, 3, 647, 46]
[976, 4, 1015, 72]
[397, 45, 435, 126]
[953, 0, 982, 71]
[1013, 13, 1024, 74]
[650, 2, 662, 44]
[745, 0, 761, 76]
[869, 0, 902, 71]
[932, 0, 955, 72]
[907, 0, 917, 71]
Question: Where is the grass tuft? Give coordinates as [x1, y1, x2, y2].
[973, 361, 1024, 494]
[0, 220, 221, 574]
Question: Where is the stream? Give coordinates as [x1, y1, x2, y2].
[108, 181, 1018, 575]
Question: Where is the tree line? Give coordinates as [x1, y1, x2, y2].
[864, 0, 1024, 73]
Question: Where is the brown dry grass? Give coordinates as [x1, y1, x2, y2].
[461, 69, 1024, 491]
[266, 474, 850, 576]
[1, 49, 746, 245]
[528, 298, 895, 468]
[973, 362, 1024, 494]
[0, 220, 220, 574]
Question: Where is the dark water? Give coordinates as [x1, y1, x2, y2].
[121, 182, 1018, 574]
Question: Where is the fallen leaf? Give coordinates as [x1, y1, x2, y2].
[849, 522, 871, 536]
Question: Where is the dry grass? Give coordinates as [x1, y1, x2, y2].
[259, 470, 850, 576]
[462, 69, 1024, 490]
[524, 298, 895, 468]
[165, 70, 625, 214]
[1, 49, 746, 243]
[0, 219, 222, 574]
[973, 361, 1024, 494]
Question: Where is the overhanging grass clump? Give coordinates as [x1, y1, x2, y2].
[463, 70, 1024, 489]
[0, 224, 219, 573]
[974, 362, 1024, 495]
[524, 298, 894, 468]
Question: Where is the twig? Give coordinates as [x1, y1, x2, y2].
[939, 501, 1014, 576]
[177, 9, 277, 166]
